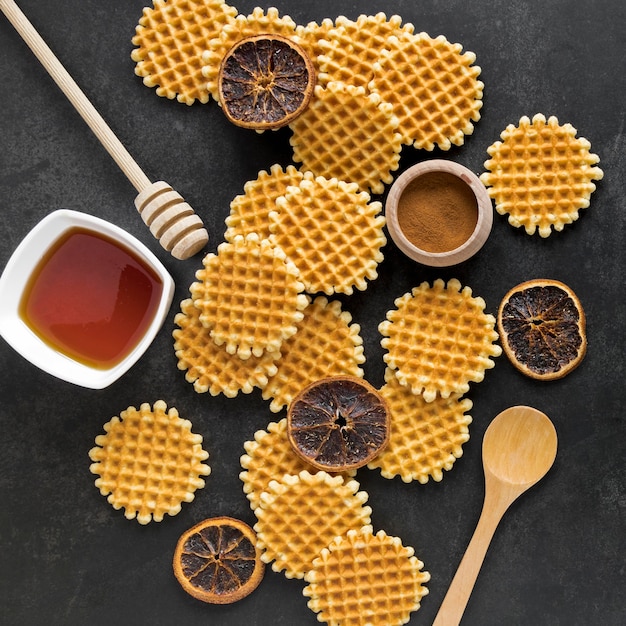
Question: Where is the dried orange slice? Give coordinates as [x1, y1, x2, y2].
[173, 516, 264, 604]
[218, 34, 315, 130]
[497, 278, 587, 380]
[287, 375, 390, 471]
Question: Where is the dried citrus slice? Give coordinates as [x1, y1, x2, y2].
[287, 375, 390, 471]
[497, 278, 587, 380]
[218, 34, 315, 130]
[173, 516, 264, 604]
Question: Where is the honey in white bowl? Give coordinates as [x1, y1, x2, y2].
[19, 226, 164, 369]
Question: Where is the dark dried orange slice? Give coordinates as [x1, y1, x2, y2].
[173, 516, 264, 604]
[497, 278, 587, 380]
[287, 375, 390, 471]
[218, 34, 315, 130]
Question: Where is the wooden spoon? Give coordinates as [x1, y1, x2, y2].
[0, 0, 209, 260]
[433, 405, 558, 626]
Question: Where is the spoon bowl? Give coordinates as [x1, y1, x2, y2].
[433, 406, 558, 626]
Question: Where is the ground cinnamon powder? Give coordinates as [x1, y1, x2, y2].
[396, 171, 478, 253]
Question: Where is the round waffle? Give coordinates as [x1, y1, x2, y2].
[370, 32, 483, 149]
[317, 13, 415, 89]
[261, 296, 365, 413]
[368, 370, 473, 483]
[379, 278, 502, 401]
[202, 6, 298, 103]
[173, 298, 279, 396]
[131, 0, 237, 105]
[239, 418, 356, 511]
[269, 176, 386, 295]
[224, 164, 314, 243]
[480, 113, 604, 237]
[304, 526, 430, 626]
[88, 400, 210, 524]
[294, 18, 337, 76]
[189, 233, 308, 360]
[254, 470, 371, 579]
[289, 81, 402, 195]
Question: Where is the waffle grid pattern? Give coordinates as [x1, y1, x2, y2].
[224, 164, 314, 242]
[370, 33, 483, 149]
[262, 296, 365, 413]
[269, 176, 386, 295]
[253, 470, 371, 579]
[131, 0, 237, 105]
[289, 82, 402, 194]
[88, 401, 210, 524]
[239, 418, 356, 511]
[379, 278, 502, 401]
[317, 13, 415, 89]
[304, 526, 430, 626]
[368, 371, 473, 483]
[173, 298, 279, 396]
[190, 233, 307, 359]
[480, 113, 603, 237]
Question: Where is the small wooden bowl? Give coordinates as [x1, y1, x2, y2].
[386, 159, 493, 267]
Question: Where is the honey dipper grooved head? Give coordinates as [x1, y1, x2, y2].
[135, 181, 208, 260]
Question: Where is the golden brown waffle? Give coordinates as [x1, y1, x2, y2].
[269, 176, 386, 295]
[224, 164, 314, 243]
[293, 18, 337, 76]
[370, 32, 483, 149]
[304, 526, 430, 626]
[368, 370, 473, 483]
[317, 13, 415, 89]
[239, 417, 356, 511]
[262, 296, 365, 413]
[189, 233, 308, 360]
[173, 298, 280, 396]
[480, 113, 604, 237]
[379, 278, 502, 402]
[88, 400, 210, 524]
[289, 81, 402, 194]
[131, 0, 237, 105]
[202, 6, 298, 103]
[254, 470, 371, 579]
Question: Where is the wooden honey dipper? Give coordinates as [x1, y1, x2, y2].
[0, 0, 209, 260]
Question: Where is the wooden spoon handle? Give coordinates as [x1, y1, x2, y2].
[432, 488, 512, 626]
[0, 0, 151, 191]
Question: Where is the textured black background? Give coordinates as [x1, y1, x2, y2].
[1, 1, 624, 624]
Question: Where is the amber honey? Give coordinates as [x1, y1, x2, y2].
[19, 227, 163, 369]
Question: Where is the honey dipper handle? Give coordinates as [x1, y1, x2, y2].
[0, 0, 151, 192]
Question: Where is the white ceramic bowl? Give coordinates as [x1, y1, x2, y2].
[0, 209, 174, 389]
[386, 159, 493, 267]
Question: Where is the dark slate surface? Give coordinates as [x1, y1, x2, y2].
[0, 1, 624, 624]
